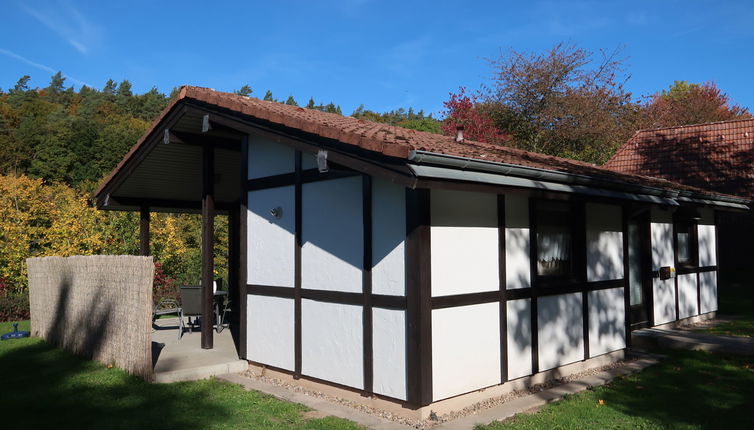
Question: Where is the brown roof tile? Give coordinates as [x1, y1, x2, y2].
[605, 118, 754, 199]
[96, 86, 744, 201]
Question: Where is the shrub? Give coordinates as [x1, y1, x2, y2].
[0, 278, 30, 321]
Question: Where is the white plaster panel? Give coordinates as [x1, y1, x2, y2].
[505, 194, 530, 290]
[678, 273, 698, 319]
[301, 177, 363, 293]
[247, 295, 295, 370]
[247, 186, 295, 287]
[372, 179, 406, 296]
[248, 137, 295, 179]
[698, 224, 717, 267]
[507, 298, 532, 379]
[431, 189, 499, 297]
[538, 293, 584, 371]
[432, 303, 501, 401]
[700, 271, 718, 313]
[650, 220, 674, 270]
[588, 287, 626, 357]
[586, 204, 624, 282]
[372, 308, 407, 400]
[301, 300, 363, 389]
[653, 278, 676, 325]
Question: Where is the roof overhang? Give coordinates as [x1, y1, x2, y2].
[95, 88, 750, 214]
[408, 150, 750, 210]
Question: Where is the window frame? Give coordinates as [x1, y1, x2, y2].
[674, 216, 699, 269]
[531, 199, 586, 287]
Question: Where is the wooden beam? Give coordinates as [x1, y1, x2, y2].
[294, 151, 303, 379]
[239, 135, 249, 359]
[139, 205, 150, 256]
[201, 142, 215, 349]
[107, 196, 236, 212]
[405, 188, 432, 407]
[498, 194, 508, 383]
[362, 175, 373, 396]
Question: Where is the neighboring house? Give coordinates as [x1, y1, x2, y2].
[95, 87, 746, 418]
[605, 118, 754, 284]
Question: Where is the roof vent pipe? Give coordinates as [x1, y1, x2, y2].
[455, 125, 465, 143]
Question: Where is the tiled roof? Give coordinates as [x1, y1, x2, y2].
[605, 118, 754, 199]
[96, 86, 744, 201]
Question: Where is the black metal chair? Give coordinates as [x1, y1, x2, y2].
[152, 298, 183, 340]
[179, 286, 202, 336]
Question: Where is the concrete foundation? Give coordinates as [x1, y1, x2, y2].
[246, 349, 626, 421]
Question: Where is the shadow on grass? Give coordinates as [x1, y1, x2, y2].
[602, 350, 754, 429]
[0, 323, 359, 430]
[485, 349, 754, 430]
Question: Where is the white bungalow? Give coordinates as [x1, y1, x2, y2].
[95, 86, 746, 418]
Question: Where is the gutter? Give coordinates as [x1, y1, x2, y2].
[407, 150, 750, 210]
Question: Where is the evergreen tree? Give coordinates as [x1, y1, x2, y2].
[235, 85, 252, 97]
[263, 90, 274, 102]
[284, 95, 298, 106]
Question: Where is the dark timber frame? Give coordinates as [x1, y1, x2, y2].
[201, 142, 215, 349]
[139, 205, 150, 256]
[405, 188, 432, 406]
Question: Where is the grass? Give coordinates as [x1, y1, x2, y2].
[0, 321, 361, 430]
[701, 281, 754, 337]
[477, 349, 754, 430]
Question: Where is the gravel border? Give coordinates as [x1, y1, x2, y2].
[241, 357, 636, 429]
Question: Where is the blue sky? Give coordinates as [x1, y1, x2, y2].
[1, 0, 753, 116]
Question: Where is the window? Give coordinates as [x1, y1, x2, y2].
[535, 201, 577, 279]
[675, 220, 698, 266]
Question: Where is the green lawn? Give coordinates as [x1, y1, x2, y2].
[702, 283, 754, 337]
[0, 321, 361, 430]
[478, 349, 754, 430]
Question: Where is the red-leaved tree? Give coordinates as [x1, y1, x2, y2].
[642, 81, 751, 128]
[441, 87, 509, 144]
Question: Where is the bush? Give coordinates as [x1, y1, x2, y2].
[0, 278, 30, 321]
[153, 262, 178, 305]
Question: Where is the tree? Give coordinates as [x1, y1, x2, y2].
[12, 76, 31, 93]
[284, 95, 298, 106]
[442, 43, 640, 163]
[263, 90, 274, 102]
[441, 87, 509, 143]
[642, 81, 751, 128]
[235, 85, 252, 97]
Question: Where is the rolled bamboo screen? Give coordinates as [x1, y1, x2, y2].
[27, 255, 154, 380]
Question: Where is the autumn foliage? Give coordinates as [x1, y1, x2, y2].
[441, 87, 509, 144]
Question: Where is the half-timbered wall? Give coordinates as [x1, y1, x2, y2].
[427, 191, 628, 402]
[649, 207, 718, 325]
[244, 135, 408, 401]
[241, 134, 719, 407]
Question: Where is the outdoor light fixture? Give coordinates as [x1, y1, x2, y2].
[270, 206, 283, 219]
[317, 149, 329, 173]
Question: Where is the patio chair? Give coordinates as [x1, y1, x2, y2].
[179, 286, 203, 335]
[152, 298, 184, 340]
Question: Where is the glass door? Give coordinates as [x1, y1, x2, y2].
[627, 214, 651, 329]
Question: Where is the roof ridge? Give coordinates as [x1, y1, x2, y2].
[634, 116, 754, 134]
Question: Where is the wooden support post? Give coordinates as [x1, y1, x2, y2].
[406, 188, 432, 407]
[201, 143, 215, 350]
[139, 206, 150, 256]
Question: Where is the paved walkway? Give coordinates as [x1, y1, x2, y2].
[631, 327, 754, 355]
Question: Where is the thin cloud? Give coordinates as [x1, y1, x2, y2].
[0, 48, 90, 87]
[17, 0, 100, 54]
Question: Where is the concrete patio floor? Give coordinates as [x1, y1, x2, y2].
[152, 317, 247, 383]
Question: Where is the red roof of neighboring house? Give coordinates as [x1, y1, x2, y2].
[605, 118, 754, 199]
[96, 86, 745, 202]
